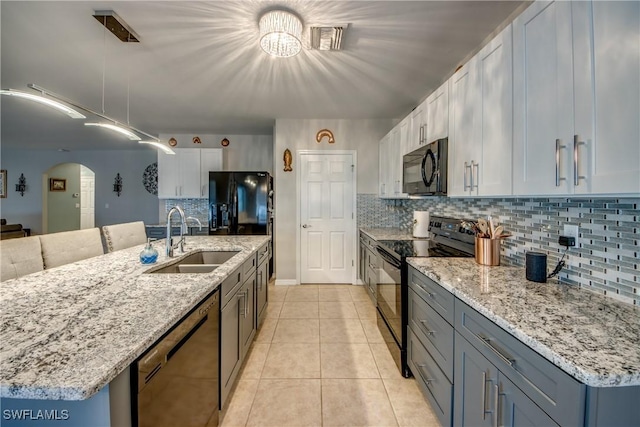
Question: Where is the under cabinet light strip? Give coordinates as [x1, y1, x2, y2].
[0, 89, 86, 119]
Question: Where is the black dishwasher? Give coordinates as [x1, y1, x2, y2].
[134, 289, 219, 427]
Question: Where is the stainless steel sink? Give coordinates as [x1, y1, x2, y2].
[146, 251, 239, 274]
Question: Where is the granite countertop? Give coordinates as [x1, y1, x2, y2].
[0, 235, 270, 401]
[407, 257, 640, 388]
[360, 227, 415, 241]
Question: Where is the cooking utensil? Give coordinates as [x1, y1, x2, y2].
[493, 225, 504, 239]
[477, 219, 489, 237]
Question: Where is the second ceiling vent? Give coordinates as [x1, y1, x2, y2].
[309, 25, 348, 51]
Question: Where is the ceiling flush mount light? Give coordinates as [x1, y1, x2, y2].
[84, 122, 141, 140]
[0, 89, 86, 119]
[259, 10, 303, 58]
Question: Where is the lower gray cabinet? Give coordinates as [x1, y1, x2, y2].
[256, 256, 269, 328]
[454, 332, 557, 427]
[220, 283, 242, 409]
[240, 272, 256, 359]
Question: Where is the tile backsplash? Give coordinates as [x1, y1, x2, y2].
[161, 199, 209, 225]
[357, 194, 639, 305]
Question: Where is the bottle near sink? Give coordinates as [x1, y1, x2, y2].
[139, 239, 159, 264]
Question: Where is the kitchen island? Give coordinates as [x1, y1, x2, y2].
[0, 236, 269, 426]
[407, 257, 640, 426]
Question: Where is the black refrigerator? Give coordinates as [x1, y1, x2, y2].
[208, 172, 272, 236]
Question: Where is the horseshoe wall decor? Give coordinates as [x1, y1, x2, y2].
[316, 129, 335, 144]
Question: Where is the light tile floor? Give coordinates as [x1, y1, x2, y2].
[220, 283, 439, 427]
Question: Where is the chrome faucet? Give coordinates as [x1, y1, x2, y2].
[166, 206, 187, 257]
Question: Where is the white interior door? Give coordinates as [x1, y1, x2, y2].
[80, 170, 95, 229]
[300, 152, 355, 284]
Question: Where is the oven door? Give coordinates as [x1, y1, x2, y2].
[376, 247, 402, 344]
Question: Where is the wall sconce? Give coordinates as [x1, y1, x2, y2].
[113, 173, 123, 197]
[15, 173, 26, 196]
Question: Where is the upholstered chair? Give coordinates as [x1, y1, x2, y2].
[102, 221, 147, 252]
[0, 236, 44, 281]
[39, 228, 104, 269]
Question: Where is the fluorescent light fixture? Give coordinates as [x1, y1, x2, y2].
[84, 122, 141, 140]
[1, 89, 86, 119]
[259, 10, 303, 57]
[139, 140, 175, 155]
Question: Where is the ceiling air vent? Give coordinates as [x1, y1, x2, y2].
[309, 25, 348, 51]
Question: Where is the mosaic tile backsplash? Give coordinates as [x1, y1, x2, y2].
[162, 199, 209, 225]
[357, 194, 639, 305]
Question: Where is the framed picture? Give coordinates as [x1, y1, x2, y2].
[49, 178, 66, 192]
[0, 170, 6, 198]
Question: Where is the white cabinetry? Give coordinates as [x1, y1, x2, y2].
[407, 99, 428, 154]
[449, 25, 513, 197]
[513, 1, 639, 195]
[200, 149, 223, 198]
[426, 81, 449, 143]
[158, 148, 222, 198]
[379, 117, 409, 199]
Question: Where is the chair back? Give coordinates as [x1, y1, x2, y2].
[0, 236, 44, 281]
[102, 221, 147, 252]
[39, 228, 104, 269]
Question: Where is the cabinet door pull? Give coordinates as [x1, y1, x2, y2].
[481, 372, 488, 420]
[238, 291, 246, 316]
[555, 139, 566, 186]
[573, 134, 586, 186]
[463, 162, 469, 190]
[418, 320, 435, 336]
[472, 161, 479, 190]
[470, 161, 476, 190]
[493, 384, 499, 427]
[479, 334, 515, 367]
[416, 364, 434, 386]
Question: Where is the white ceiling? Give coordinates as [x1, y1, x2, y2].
[1, 1, 526, 150]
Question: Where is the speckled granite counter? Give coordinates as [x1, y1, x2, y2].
[407, 257, 640, 388]
[0, 235, 270, 400]
[360, 227, 415, 241]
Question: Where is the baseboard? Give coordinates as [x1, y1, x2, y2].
[274, 279, 298, 286]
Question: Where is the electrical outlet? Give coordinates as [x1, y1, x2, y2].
[563, 224, 579, 247]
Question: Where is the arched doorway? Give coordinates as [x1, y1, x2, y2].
[42, 163, 95, 234]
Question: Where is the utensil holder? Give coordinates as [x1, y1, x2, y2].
[475, 237, 501, 266]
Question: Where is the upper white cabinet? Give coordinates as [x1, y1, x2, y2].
[158, 148, 222, 199]
[449, 25, 513, 197]
[572, 1, 640, 194]
[407, 99, 428, 154]
[425, 81, 449, 143]
[513, 0, 639, 195]
[378, 117, 410, 199]
[200, 149, 223, 198]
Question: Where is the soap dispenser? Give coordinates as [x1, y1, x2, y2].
[140, 238, 159, 264]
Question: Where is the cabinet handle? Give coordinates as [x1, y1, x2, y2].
[481, 372, 488, 420]
[463, 162, 469, 190]
[555, 139, 566, 187]
[258, 271, 263, 290]
[419, 320, 434, 336]
[416, 364, 434, 386]
[470, 160, 480, 191]
[573, 134, 586, 186]
[493, 384, 499, 427]
[238, 291, 246, 316]
[202, 185, 205, 197]
[478, 334, 515, 367]
[420, 125, 424, 144]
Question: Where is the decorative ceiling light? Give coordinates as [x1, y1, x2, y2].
[139, 141, 175, 155]
[0, 89, 86, 119]
[259, 10, 303, 58]
[84, 122, 141, 140]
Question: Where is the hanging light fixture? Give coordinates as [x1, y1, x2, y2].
[84, 122, 141, 140]
[139, 141, 175, 155]
[0, 89, 86, 119]
[259, 10, 303, 58]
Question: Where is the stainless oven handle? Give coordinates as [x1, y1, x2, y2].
[376, 247, 401, 269]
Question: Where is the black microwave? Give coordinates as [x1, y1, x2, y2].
[402, 138, 448, 195]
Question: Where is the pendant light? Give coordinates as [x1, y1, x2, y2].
[0, 89, 86, 119]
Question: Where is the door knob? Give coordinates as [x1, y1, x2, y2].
[302, 224, 311, 228]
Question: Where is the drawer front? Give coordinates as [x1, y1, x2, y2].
[408, 288, 454, 381]
[221, 268, 243, 307]
[455, 299, 585, 427]
[366, 265, 377, 303]
[365, 247, 378, 269]
[409, 266, 454, 325]
[408, 329, 453, 427]
[242, 254, 257, 277]
[257, 242, 269, 266]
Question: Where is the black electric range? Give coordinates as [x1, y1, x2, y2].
[375, 216, 475, 378]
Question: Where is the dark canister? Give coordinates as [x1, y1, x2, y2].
[526, 251, 547, 283]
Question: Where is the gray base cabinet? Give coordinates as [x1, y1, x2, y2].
[359, 232, 378, 303]
[240, 272, 256, 359]
[256, 242, 270, 328]
[220, 285, 241, 409]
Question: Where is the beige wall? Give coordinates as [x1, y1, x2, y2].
[46, 163, 81, 233]
[273, 118, 393, 283]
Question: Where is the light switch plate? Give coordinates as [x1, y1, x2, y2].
[563, 224, 579, 247]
